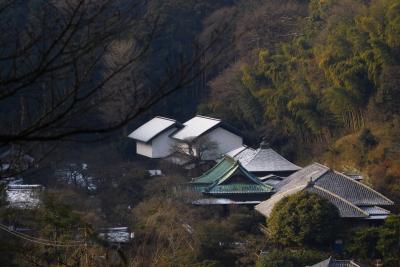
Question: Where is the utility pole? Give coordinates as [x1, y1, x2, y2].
[84, 225, 88, 267]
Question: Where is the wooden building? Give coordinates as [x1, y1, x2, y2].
[226, 141, 301, 177]
[255, 163, 394, 221]
[307, 257, 370, 267]
[189, 156, 274, 204]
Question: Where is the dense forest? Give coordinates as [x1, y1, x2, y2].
[1, 0, 400, 266]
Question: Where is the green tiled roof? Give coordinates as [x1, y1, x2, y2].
[189, 156, 274, 195]
[190, 157, 235, 184]
[206, 183, 272, 194]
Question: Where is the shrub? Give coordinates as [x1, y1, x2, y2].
[268, 191, 341, 247]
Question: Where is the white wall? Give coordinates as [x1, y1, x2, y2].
[136, 141, 153, 158]
[151, 127, 178, 158]
[136, 126, 242, 160]
[203, 127, 243, 159]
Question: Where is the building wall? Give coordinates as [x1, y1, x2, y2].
[203, 127, 243, 159]
[151, 127, 178, 158]
[136, 141, 153, 158]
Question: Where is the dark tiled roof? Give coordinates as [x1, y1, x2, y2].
[308, 257, 370, 267]
[255, 163, 394, 219]
[243, 147, 301, 173]
[315, 171, 393, 206]
[226, 145, 301, 173]
[307, 186, 368, 218]
[226, 146, 256, 165]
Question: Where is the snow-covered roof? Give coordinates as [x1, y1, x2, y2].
[171, 115, 221, 141]
[6, 184, 43, 209]
[148, 170, 163, 176]
[192, 198, 262, 205]
[128, 116, 180, 143]
[98, 227, 134, 243]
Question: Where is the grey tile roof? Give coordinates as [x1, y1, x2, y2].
[359, 205, 390, 215]
[307, 186, 368, 218]
[226, 146, 256, 165]
[255, 163, 394, 219]
[314, 171, 393, 206]
[308, 257, 370, 267]
[242, 147, 302, 173]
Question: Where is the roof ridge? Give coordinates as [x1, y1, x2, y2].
[310, 162, 331, 169]
[332, 170, 394, 205]
[191, 157, 235, 183]
[312, 168, 332, 183]
[349, 260, 362, 267]
[229, 146, 248, 157]
[193, 115, 221, 121]
[312, 185, 369, 217]
[154, 116, 177, 122]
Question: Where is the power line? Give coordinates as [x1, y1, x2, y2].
[0, 223, 86, 247]
[0, 223, 83, 243]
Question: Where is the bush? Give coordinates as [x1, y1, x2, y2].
[268, 191, 341, 247]
[347, 227, 381, 260]
[346, 215, 400, 267]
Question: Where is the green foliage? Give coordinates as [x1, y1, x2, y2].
[256, 248, 328, 267]
[347, 227, 381, 260]
[377, 215, 400, 267]
[196, 221, 235, 265]
[346, 215, 400, 267]
[268, 191, 341, 247]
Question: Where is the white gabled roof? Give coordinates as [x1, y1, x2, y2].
[171, 115, 221, 141]
[128, 116, 179, 143]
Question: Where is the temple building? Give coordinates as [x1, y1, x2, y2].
[255, 163, 394, 221]
[226, 141, 301, 177]
[307, 257, 370, 267]
[189, 156, 274, 204]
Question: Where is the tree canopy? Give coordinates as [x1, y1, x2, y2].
[267, 191, 341, 247]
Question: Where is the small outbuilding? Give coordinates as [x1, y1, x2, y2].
[128, 116, 182, 158]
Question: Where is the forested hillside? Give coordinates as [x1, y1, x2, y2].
[199, 0, 400, 203]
